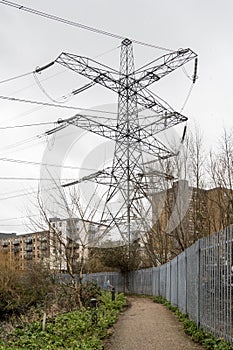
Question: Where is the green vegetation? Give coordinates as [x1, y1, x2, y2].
[153, 296, 232, 350]
[0, 291, 126, 350]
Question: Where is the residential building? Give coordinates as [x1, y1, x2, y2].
[0, 217, 99, 271]
[0, 231, 49, 269]
[150, 180, 233, 262]
[48, 217, 100, 272]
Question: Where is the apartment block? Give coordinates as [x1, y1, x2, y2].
[151, 180, 233, 260]
[0, 231, 49, 269]
[49, 217, 98, 271]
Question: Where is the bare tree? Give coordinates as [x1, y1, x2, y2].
[141, 126, 210, 263]
[28, 178, 112, 307]
[208, 128, 233, 232]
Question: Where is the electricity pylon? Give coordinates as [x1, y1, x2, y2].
[45, 38, 197, 243]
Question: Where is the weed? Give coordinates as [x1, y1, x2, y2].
[0, 291, 126, 350]
[153, 296, 232, 350]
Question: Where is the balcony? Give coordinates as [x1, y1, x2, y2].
[13, 247, 20, 253]
[24, 255, 33, 260]
[38, 245, 48, 251]
[24, 238, 32, 244]
[13, 240, 20, 245]
[38, 236, 47, 242]
[3, 247, 10, 252]
[24, 251, 33, 259]
[25, 246, 33, 252]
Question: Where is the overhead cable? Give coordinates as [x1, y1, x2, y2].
[0, 156, 98, 171]
[180, 84, 194, 113]
[0, 224, 30, 227]
[0, 176, 77, 181]
[0, 131, 47, 156]
[0, 94, 117, 115]
[33, 72, 96, 103]
[0, 121, 55, 129]
[180, 58, 198, 112]
[33, 72, 72, 104]
[0, 0, 173, 52]
[0, 94, 165, 121]
[0, 214, 38, 222]
[0, 185, 58, 201]
[0, 71, 32, 84]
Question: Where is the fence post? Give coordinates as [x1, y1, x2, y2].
[152, 267, 155, 296]
[177, 256, 179, 307]
[197, 239, 201, 328]
[185, 249, 187, 314]
[169, 261, 171, 303]
[158, 266, 160, 296]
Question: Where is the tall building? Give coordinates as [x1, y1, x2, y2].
[150, 180, 233, 262]
[0, 217, 99, 271]
[48, 217, 100, 272]
[0, 231, 49, 269]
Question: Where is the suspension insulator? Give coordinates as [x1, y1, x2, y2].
[181, 125, 187, 143]
[34, 61, 55, 74]
[192, 58, 198, 84]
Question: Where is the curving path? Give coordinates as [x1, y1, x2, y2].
[105, 296, 205, 350]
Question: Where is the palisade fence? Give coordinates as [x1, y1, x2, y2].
[84, 225, 233, 344]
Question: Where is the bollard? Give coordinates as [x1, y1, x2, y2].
[111, 287, 115, 301]
[90, 298, 98, 325]
[90, 298, 98, 309]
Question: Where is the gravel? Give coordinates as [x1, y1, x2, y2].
[105, 296, 205, 350]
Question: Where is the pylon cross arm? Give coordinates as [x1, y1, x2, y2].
[56, 52, 120, 92]
[56, 48, 197, 99]
[60, 114, 118, 140]
[58, 114, 174, 158]
[134, 48, 197, 89]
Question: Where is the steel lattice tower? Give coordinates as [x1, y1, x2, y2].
[45, 38, 197, 244]
[102, 39, 145, 244]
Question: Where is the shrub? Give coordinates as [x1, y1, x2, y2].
[0, 291, 126, 349]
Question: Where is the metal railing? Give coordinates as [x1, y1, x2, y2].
[84, 225, 233, 344]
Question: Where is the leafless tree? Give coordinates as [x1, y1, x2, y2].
[28, 178, 111, 307]
[208, 128, 233, 232]
[141, 125, 210, 263]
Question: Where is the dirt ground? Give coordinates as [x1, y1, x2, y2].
[105, 296, 205, 350]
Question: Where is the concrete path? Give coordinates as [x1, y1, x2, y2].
[105, 296, 205, 350]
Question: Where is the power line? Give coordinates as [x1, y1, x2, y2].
[0, 129, 50, 157]
[0, 177, 77, 181]
[0, 94, 118, 116]
[0, 186, 49, 201]
[0, 47, 120, 124]
[1, 45, 118, 92]
[0, 183, 74, 201]
[180, 84, 195, 113]
[0, 156, 98, 171]
[0, 0, 173, 52]
[0, 224, 30, 227]
[0, 105, 45, 127]
[0, 214, 38, 222]
[0, 134, 44, 152]
[0, 71, 33, 84]
[0, 121, 56, 129]
[33, 72, 72, 104]
[0, 94, 158, 122]
[0, 138, 46, 157]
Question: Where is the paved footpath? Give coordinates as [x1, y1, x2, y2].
[105, 296, 205, 350]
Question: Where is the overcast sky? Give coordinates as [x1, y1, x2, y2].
[0, 0, 232, 233]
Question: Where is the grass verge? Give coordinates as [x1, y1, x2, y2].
[153, 296, 232, 350]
